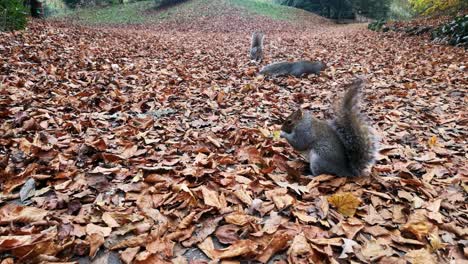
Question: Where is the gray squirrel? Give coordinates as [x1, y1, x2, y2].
[250, 32, 264, 62]
[260, 60, 326, 77]
[280, 78, 376, 177]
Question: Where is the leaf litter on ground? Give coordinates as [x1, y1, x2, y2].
[0, 2, 467, 263]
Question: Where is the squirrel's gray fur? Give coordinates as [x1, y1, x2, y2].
[260, 60, 326, 77]
[280, 78, 376, 177]
[250, 32, 264, 62]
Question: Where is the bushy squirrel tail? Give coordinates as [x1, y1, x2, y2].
[332, 78, 377, 176]
[251, 32, 264, 49]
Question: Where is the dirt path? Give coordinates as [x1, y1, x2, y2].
[0, 12, 466, 263]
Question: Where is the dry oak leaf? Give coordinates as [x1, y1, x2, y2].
[364, 225, 390, 237]
[182, 216, 223, 247]
[199, 237, 258, 260]
[275, 181, 309, 195]
[257, 231, 294, 263]
[402, 210, 435, 241]
[201, 186, 226, 209]
[0, 204, 48, 224]
[360, 239, 394, 262]
[88, 233, 105, 258]
[308, 237, 342, 247]
[120, 246, 140, 264]
[288, 233, 323, 264]
[327, 192, 361, 217]
[265, 188, 295, 210]
[146, 237, 174, 258]
[215, 224, 240, 244]
[213, 239, 258, 259]
[362, 205, 385, 225]
[109, 234, 148, 250]
[102, 212, 120, 228]
[134, 251, 169, 264]
[178, 211, 197, 229]
[341, 221, 364, 239]
[225, 212, 258, 226]
[237, 146, 265, 165]
[339, 238, 358, 259]
[379, 257, 407, 264]
[262, 211, 284, 234]
[292, 210, 318, 224]
[0, 227, 57, 258]
[233, 188, 253, 206]
[86, 223, 112, 237]
[405, 249, 437, 264]
[0, 234, 46, 250]
[197, 237, 217, 260]
[427, 233, 446, 252]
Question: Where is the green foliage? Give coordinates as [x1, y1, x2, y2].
[388, 0, 415, 20]
[67, 0, 154, 24]
[0, 0, 28, 31]
[277, 0, 392, 20]
[61, 0, 148, 8]
[155, 0, 187, 7]
[368, 19, 387, 31]
[352, 0, 391, 19]
[231, 0, 294, 20]
[42, 0, 70, 17]
[409, 0, 467, 15]
[432, 15, 467, 47]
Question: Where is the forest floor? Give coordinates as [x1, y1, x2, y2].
[0, 0, 467, 263]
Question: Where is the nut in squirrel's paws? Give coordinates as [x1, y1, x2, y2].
[279, 131, 290, 139]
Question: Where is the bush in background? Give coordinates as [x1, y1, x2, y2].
[409, 0, 467, 16]
[0, 0, 28, 31]
[432, 15, 467, 47]
[368, 19, 388, 31]
[155, 0, 187, 8]
[388, 0, 415, 20]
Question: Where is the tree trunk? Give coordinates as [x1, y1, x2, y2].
[30, 0, 44, 18]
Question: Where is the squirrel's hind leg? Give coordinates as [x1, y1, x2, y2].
[308, 150, 352, 177]
[308, 150, 324, 176]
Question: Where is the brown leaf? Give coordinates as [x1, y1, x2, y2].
[402, 210, 435, 241]
[120, 247, 140, 264]
[102, 212, 120, 228]
[86, 223, 112, 237]
[0, 204, 48, 224]
[88, 233, 105, 258]
[328, 192, 361, 217]
[182, 216, 222, 247]
[213, 239, 258, 259]
[257, 231, 294, 263]
[360, 239, 394, 262]
[405, 249, 436, 264]
[215, 224, 240, 244]
[262, 211, 284, 234]
[288, 233, 322, 264]
[201, 186, 224, 209]
[0, 234, 46, 250]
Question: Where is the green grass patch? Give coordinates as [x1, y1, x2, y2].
[229, 0, 295, 21]
[54, 0, 298, 25]
[152, 0, 213, 20]
[58, 1, 154, 24]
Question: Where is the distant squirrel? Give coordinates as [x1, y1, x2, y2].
[250, 32, 264, 62]
[260, 60, 326, 77]
[280, 78, 376, 177]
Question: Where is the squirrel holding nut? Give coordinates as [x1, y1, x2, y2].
[280, 78, 377, 177]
